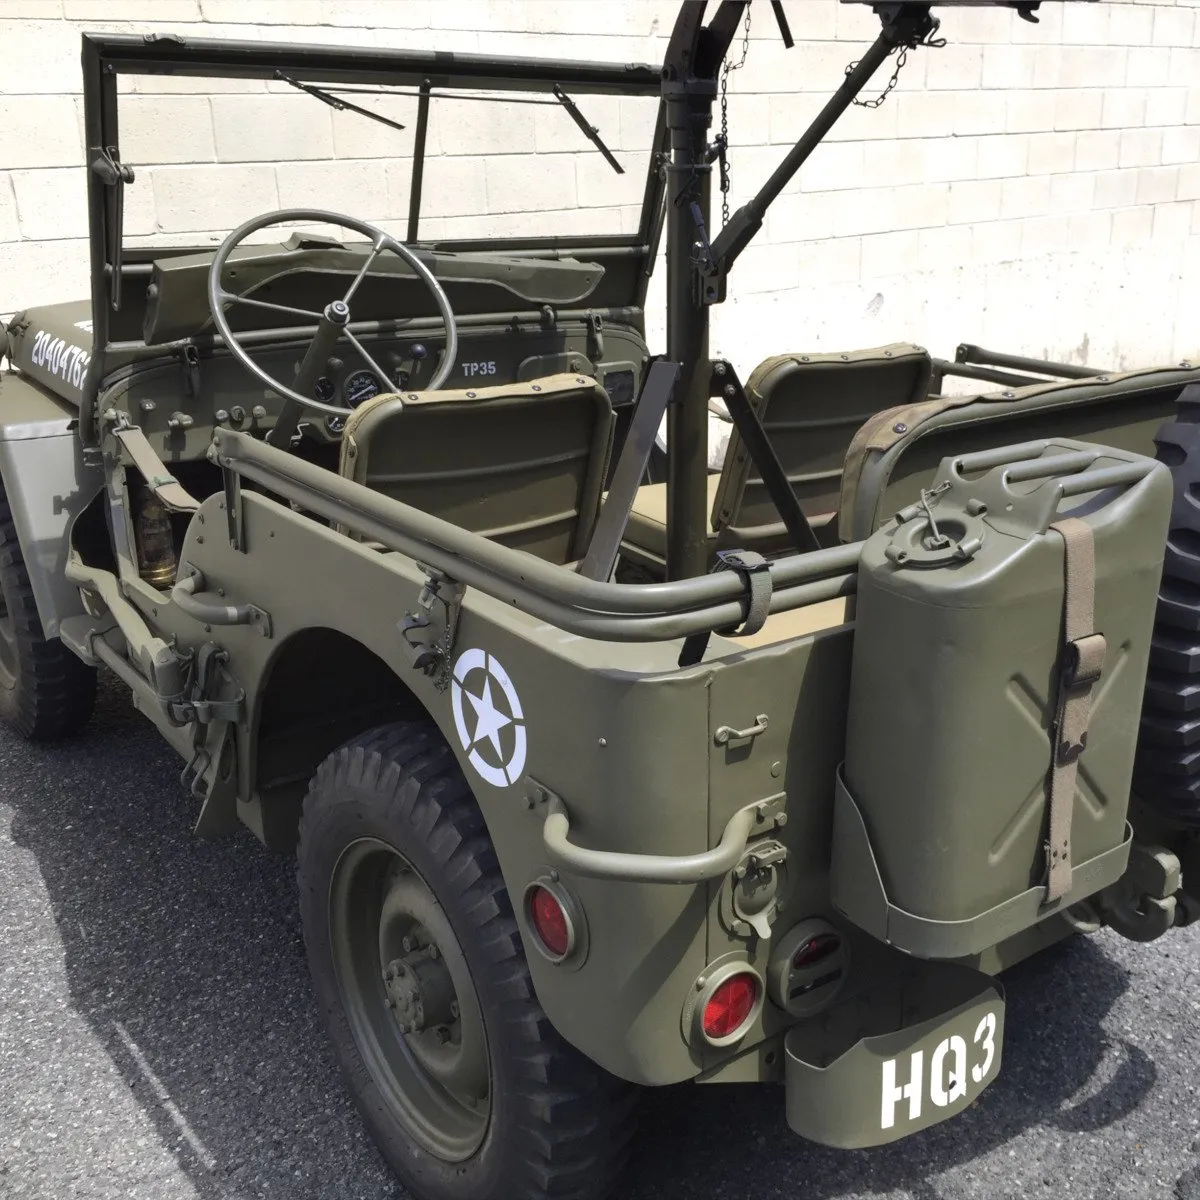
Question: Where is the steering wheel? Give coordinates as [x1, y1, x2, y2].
[207, 208, 459, 445]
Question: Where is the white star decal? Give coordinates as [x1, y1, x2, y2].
[464, 677, 512, 758]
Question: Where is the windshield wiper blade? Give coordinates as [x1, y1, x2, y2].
[553, 86, 623, 175]
[275, 71, 406, 134]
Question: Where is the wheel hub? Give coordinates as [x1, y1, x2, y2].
[384, 944, 457, 1036]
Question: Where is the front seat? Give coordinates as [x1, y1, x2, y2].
[340, 373, 615, 565]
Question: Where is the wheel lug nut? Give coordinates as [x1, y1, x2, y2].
[436, 1026, 451, 1045]
[427, 945, 439, 960]
[450, 1000, 460, 1020]
[402, 936, 416, 953]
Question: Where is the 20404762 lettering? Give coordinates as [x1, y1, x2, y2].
[881, 1009, 999, 1131]
[29, 330, 90, 390]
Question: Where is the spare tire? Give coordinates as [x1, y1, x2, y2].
[1135, 390, 1200, 823]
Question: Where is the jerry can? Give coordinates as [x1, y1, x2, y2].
[831, 439, 1172, 958]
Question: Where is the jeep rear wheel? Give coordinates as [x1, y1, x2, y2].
[0, 485, 95, 739]
[1136, 393, 1200, 821]
[297, 721, 637, 1200]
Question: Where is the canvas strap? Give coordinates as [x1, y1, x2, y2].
[113, 425, 201, 513]
[1045, 516, 1106, 903]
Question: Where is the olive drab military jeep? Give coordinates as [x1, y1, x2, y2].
[0, 1, 1195, 1198]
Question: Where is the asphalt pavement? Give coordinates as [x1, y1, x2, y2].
[3, 673, 1200, 1200]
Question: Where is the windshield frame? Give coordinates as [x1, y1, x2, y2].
[79, 32, 666, 404]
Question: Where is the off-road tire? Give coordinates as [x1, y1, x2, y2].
[297, 721, 638, 1200]
[0, 486, 95, 739]
[1135, 393, 1200, 822]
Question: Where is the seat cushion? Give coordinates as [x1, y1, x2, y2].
[341, 372, 614, 564]
[838, 363, 1200, 542]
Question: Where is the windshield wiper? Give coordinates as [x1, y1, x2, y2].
[552, 86, 623, 174]
[275, 71, 406, 134]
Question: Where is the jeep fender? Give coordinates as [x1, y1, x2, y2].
[0, 370, 103, 637]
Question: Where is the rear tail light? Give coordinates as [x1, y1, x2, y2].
[767, 919, 848, 1019]
[793, 932, 841, 969]
[702, 974, 759, 1040]
[523, 879, 578, 963]
[689, 963, 764, 1047]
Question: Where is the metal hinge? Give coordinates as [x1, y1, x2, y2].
[174, 643, 245, 797]
[399, 567, 465, 690]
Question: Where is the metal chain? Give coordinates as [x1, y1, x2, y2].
[845, 25, 946, 109]
[717, 4, 752, 225]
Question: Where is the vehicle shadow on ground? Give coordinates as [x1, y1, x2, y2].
[8, 676, 1153, 1200]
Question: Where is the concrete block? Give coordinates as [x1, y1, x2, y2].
[1067, 209, 1113, 252]
[65, 0, 199, 16]
[2, 2, 63, 15]
[982, 46, 1035, 91]
[1074, 129, 1121, 172]
[618, 97, 660, 155]
[977, 134, 1030, 180]
[969, 219, 1023, 267]
[1048, 171, 1095, 212]
[1100, 88, 1147, 131]
[0, 19, 78, 95]
[1061, 3, 1111, 46]
[1000, 174, 1052, 220]
[430, 94, 536, 158]
[438, 0, 527, 33]
[121, 96, 216, 166]
[1026, 132, 1075, 177]
[531, 94, 622, 157]
[1093, 167, 1140, 209]
[1153, 5, 1195, 49]
[321, 0, 431, 28]
[0, 177, 18, 245]
[484, 153, 575, 215]
[1178, 163, 1200, 202]
[921, 137, 980, 185]
[1169, 47, 1200, 88]
[1118, 127, 1163, 169]
[1136, 165, 1182, 206]
[916, 223, 972, 269]
[951, 91, 1008, 137]
[1153, 200, 1195, 242]
[948, 179, 1004, 226]
[1146, 88, 1189, 128]
[1053, 89, 1103, 133]
[11, 167, 88, 240]
[329, 92, 415, 161]
[924, 46, 983, 92]
[1111, 206, 1154, 247]
[797, 236, 862, 285]
[860, 140, 927, 189]
[274, 159, 391, 222]
[1007, 91, 1047, 135]
[0, 238, 91, 314]
[1058, 46, 1127, 90]
[212, 95, 334, 162]
[389, 155, 486, 220]
[200, 0, 321, 21]
[151, 164, 278, 233]
[1164, 126, 1200, 165]
[0, 96, 82, 169]
[1109, 4, 1156, 49]
[860, 230, 921, 281]
[799, 142, 864, 193]
[1021, 214, 1074, 259]
[1126, 47, 1173, 88]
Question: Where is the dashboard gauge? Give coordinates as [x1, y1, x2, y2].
[313, 375, 335, 404]
[325, 412, 348, 435]
[343, 369, 382, 408]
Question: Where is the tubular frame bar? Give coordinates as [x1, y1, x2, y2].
[212, 428, 859, 642]
[955, 343, 1106, 380]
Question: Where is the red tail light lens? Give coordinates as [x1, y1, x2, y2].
[701, 972, 759, 1041]
[527, 885, 572, 959]
[792, 932, 841, 970]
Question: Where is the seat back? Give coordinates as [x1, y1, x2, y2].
[710, 344, 932, 537]
[339, 373, 614, 564]
[837, 363, 1200, 543]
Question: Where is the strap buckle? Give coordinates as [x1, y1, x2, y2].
[1062, 632, 1107, 691]
[714, 549, 772, 637]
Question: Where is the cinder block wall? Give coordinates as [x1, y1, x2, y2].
[1, 0, 1197, 375]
